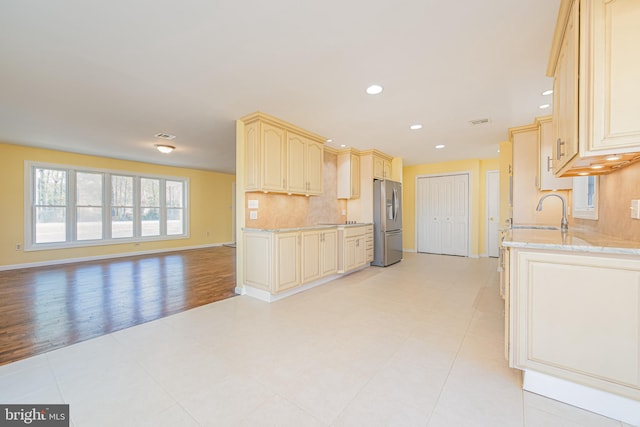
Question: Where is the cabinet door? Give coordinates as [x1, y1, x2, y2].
[538, 119, 572, 190]
[513, 250, 640, 397]
[552, 0, 579, 174]
[354, 236, 366, 268]
[244, 121, 260, 191]
[373, 156, 384, 179]
[287, 132, 306, 194]
[383, 160, 392, 179]
[274, 232, 300, 292]
[262, 123, 287, 191]
[321, 229, 338, 276]
[301, 231, 321, 283]
[350, 154, 360, 198]
[344, 237, 358, 271]
[306, 140, 323, 195]
[589, 0, 640, 152]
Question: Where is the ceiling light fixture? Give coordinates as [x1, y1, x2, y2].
[366, 84, 383, 95]
[539, 104, 551, 109]
[410, 124, 422, 130]
[435, 144, 445, 149]
[542, 89, 553, 96]
[326, 139, 333, 143]
[155, 144, 175, 154]
[340, 144, 347, 148]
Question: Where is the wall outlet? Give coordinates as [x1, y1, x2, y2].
[249, 210, 258, 220]
[248, 199, 259, 209]
[15, 243, 21, 251]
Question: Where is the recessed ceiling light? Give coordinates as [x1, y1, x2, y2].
[326, 139, 333, 143]
[539, 104, 551, 109]
[340, 144, 347, 148]
[590, 164, 604, 169]
[410, 124, 422, 130]
[606, 155, 621, 161]
[435, 144, 445, 149]
[155, 133, 176, 140]
[497, 149, 500, 153]
[542, 90, 553, 96]
[366, 84, 383, 95]
[155, 144, 175, 154]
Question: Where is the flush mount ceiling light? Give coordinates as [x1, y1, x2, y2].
[539, 104, 551, 109]
[155, 144, 175, 154]
[366, 84, 383, 95]
[409, 124, 423, 130]
[435, 144, 445, 149]
[542, 89, 554, 96]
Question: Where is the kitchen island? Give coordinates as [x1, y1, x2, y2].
[242, 223, 373, 302]
[502, 227, 640, 425]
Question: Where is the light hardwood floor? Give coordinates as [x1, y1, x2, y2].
[0, 246, 236, 366]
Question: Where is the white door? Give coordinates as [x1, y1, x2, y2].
[417, 174, 469, 256]
[487, 170, 500, 257]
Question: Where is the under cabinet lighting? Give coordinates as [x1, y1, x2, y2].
[591, 164, 604, 169]
[606, 155, 621, 161]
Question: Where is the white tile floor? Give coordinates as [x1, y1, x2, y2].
[0, 253, 634, 426]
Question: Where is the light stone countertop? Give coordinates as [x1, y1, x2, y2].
[503, 227, 640, 256]
[243, 223, 373, 233]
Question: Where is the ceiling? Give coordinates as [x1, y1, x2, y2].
[0, 0, 560, 174]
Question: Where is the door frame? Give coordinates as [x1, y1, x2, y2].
[485, 169, 500, 257]
[415, 171, 472, 257]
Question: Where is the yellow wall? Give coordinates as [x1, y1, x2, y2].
[402, 157, 499, 257]
[0, 143, 235, 267]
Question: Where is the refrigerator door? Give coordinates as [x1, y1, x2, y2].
[384, 229, 403, 266]
[384, 180, 402, 232]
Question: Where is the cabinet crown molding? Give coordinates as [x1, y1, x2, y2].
[240, 111, 327, 144]
[547, 0, 575, 77]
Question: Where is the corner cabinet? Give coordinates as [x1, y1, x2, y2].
[548, 0, 640, 176]
[242, 112, 325, 196]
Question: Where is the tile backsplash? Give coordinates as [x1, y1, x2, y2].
[244, 151, 346, 229]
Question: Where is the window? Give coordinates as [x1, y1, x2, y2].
[26, 162, 189, 250]
[572, 176, 598, 220]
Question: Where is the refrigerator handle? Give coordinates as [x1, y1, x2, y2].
[392, 188, 398, 221]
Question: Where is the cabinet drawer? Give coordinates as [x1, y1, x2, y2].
[343, 226, 366, 238]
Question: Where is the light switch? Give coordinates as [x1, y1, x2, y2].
[248, 199, 259, 209]
[249, 210, 258, 220]
[631, 200, 640, 219]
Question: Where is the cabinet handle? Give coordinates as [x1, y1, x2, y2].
[546, 156, 552, 172]
[556, 138, 565, 160]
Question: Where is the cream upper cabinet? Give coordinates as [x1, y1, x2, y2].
[262, 123, 287, 192]
[537, 117, 573, 190]
[337, 149, 360, 199]
[373, 153, 392, 180]
[548, 0, 640, 176]
[510, 248, 640, 400]
[241, 112, 325, 195]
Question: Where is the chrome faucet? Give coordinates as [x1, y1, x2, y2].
[536, 194, 568, 232]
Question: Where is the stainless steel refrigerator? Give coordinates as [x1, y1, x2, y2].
[372, 179, 403, 267]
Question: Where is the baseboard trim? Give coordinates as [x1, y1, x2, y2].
[0, 242, 234, 271]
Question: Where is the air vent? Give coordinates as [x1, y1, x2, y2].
[469, 118, 490, 126]
[155, 133, 176, 140]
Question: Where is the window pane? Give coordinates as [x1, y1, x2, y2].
[111, 175, 133, 207]
[77, 207, 103, 240]
[167, 208, 183, 235]
[112, 208, 134, 238]
[141, 208, 160, 236]
[77, 172, 103, 206]
[35, 168, 66, 206]
[35, 207, 66, 243]
[141, 178, 160, 207]
[166, 181, 183, 208]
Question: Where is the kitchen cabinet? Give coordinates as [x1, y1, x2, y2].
[241, 112, 325, 195]
[537, 117, 573, 190]
[337, 149, 360, 199]
[273, 232, 300, 293]
[510, 248, 640, 401]
[301, 228, 337, 282]
[548, 0, 640, 176]
[372, 152, 392, 180]
[338, 225, 370, 273]
[287, 131, 323, 196]
[365, 224, 373, 262]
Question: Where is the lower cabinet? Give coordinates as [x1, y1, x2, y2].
[510, 248, 640, 400]
[301, 229, 338, 283]
[338, 225, 369, 273]
[274, 232, 300, 293]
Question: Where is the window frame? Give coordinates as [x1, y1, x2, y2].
[24, 161, 190, 251]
